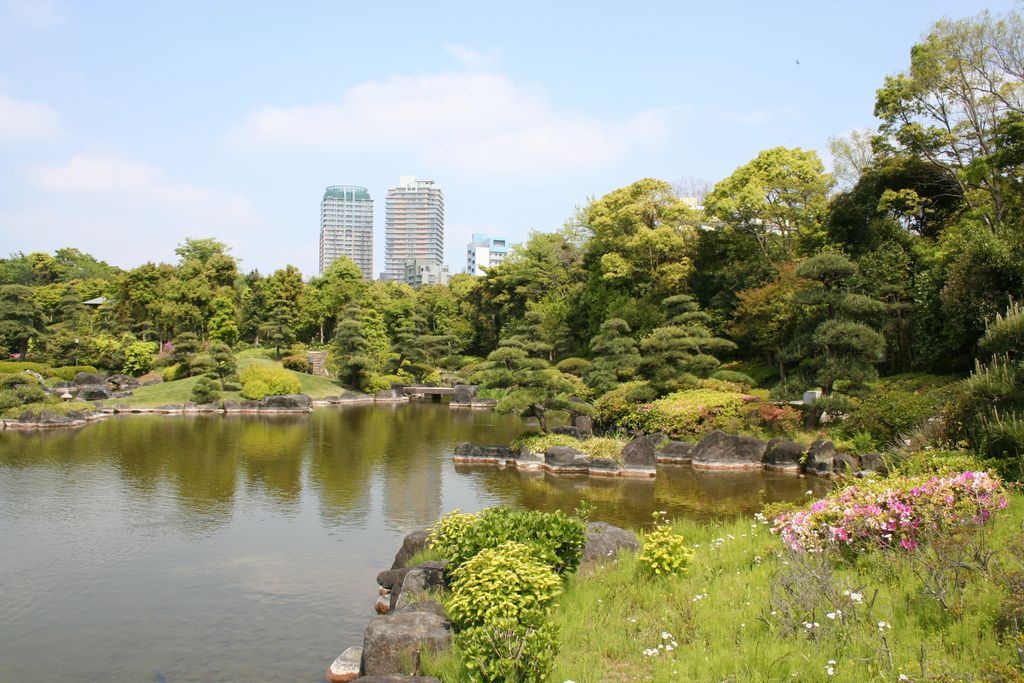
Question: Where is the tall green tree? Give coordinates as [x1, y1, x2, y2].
[0, 284, 44, 357]
[705, 147, 833, 260]
[584, 318, 640, 395]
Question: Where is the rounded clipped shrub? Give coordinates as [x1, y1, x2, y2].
[240, 379, 270, 400]
[0, 388, 20, 410]
[429, 507, 586, 576]
[239, 365, 301, 397]
[191, 376, 221, 405]
[594, 380, 657, 426]
[556, 357, 592, 376]
[446, 541, 563, 628]
[49, 365, 100, 381]
[14, 384, 46, 404]
[162, 363, 187, 383]
[281, 354, 311, 374]
[710, 369, 756, 387]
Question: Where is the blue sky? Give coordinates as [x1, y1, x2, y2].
[0, 0, 1016, 278]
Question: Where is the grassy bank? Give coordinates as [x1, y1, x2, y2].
[115, 354, 347, 407]
[426, 494, 1024, 682]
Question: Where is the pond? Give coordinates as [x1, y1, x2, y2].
[0, 403, 825, 682]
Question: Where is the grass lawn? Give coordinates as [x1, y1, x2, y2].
[116, 353, 347, 406]
[426, 494, 1024, 682]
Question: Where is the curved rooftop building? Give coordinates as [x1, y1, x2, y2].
[319, 185, 373, 279]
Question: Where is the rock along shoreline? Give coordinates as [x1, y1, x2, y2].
[453, 429, 888, 480]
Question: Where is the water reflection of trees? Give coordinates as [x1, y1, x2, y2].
[451, 464, 828, 528]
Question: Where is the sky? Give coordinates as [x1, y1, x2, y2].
[0, 0, 1017, 279]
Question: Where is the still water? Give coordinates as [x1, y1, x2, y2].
[0, 404, 823, 682]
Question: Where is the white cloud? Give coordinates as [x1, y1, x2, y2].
[1, 0, 65, 28]
[27, 155, 255, 222]
[229, 72, 679, 174]
[12, 155, 263, 268]
[0, 94, 63, 142]
[442, 43, 500, 70]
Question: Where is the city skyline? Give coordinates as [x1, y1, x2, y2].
[0, 1, 1016, 277]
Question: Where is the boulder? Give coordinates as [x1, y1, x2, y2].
[375, 386, 407, 402]
[393, 566, 446, 610]
[544, 446, 590, 472]
[656, 440, 694, 464]
[393, 599, 447, 620]
[391, 531, 430, 570]
[588, 457, 621, 475]
[74, 371, 105, 386]
[52, 380, 76, 390]
[859, 452, 888, 475]
[832, 452, 860, 476]
[261, 394, 312, 410]
[804, 440, 837, 475]
[763, 439, 806, 470]
[622, 434, 660, 471]
[327, 646, 362, 682]
[515, 447, 544, 467]
[551, 425, 581, 439]
[582, 521, 640, 564]
[23, 410, 73, 425]
[378, 560, 447, 592]
[77, 386, 112, 401]
[451, 384, 477, 404]
[106, 374, 138, 389]
[573, 414, 594, 438]
[691, 430, 767, 469]
[222, 400, 241, 412]
[453, 442, 517, 462]
[361, 610, 451, 677]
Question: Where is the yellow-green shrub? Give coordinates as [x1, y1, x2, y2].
[638, 514, 693, 577]
[239, 365, 300, 398]
[453, 618, 558, 683]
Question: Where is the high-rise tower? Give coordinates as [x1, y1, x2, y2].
[384, 176, 444, 281]
[319, 185, 373, 279]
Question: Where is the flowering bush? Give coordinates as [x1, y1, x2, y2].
[772, 471, 1008, 553]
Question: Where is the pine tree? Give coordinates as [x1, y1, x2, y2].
[585, 318, 640, 395]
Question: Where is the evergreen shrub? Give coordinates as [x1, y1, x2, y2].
[281, 354, 311, 373]
[239, 366, 300, 398]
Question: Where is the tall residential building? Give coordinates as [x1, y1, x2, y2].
[319, 185, 373, 279]
[384, 176, 444, 281]
[467, 233, 509, 275]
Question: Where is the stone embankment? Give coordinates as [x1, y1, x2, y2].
[454, 429, 887, 480]
[327, 521, 640, 681]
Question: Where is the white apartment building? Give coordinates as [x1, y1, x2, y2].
[319, 185, 373, 279]
[384, 176, 444, 281]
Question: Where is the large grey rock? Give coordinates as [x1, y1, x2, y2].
[588, 457, 621, 475]
[453, 442, 516, 461]
[573, 414, 594, 438]
[551, 425, 581, 439]
[392, 531, 430, 570]
[656, 440, 694, 463]
[516, 447, 544, 466]
[451, 384, 477, 404]
[582, 521, 640, 564]
[22, 409, 73, 424]
[77, 386, 112, 401]
[222, 400, 241, 412]
[393, 599, 447, 620]
[691, 430, 767, 469]
[261, 394, 312, 410]
[74, 372, 105, 386]
[393, 566, 446, 610]
[375, 386, 407, 401]
[804, 440, 837, 475]
[763, 438, 806, 470]
[327, 646, 362, 682]
[106, 374, 138, 389]
[378, 560, 447, 592]
[832, 452, 860, 476]
[859, 452, 888, 475]
[361, 610, 451, 677]
[544, 446, 590, 472]
[622, 434, 660, 470]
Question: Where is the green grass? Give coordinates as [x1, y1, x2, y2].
[117, 354, 347, 406]
[511, 432, 629, 463]
[425, 496, 1024, 682]
[1, 400, 97, 420]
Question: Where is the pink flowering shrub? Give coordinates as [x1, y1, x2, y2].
[772, 471, 1008, 553]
